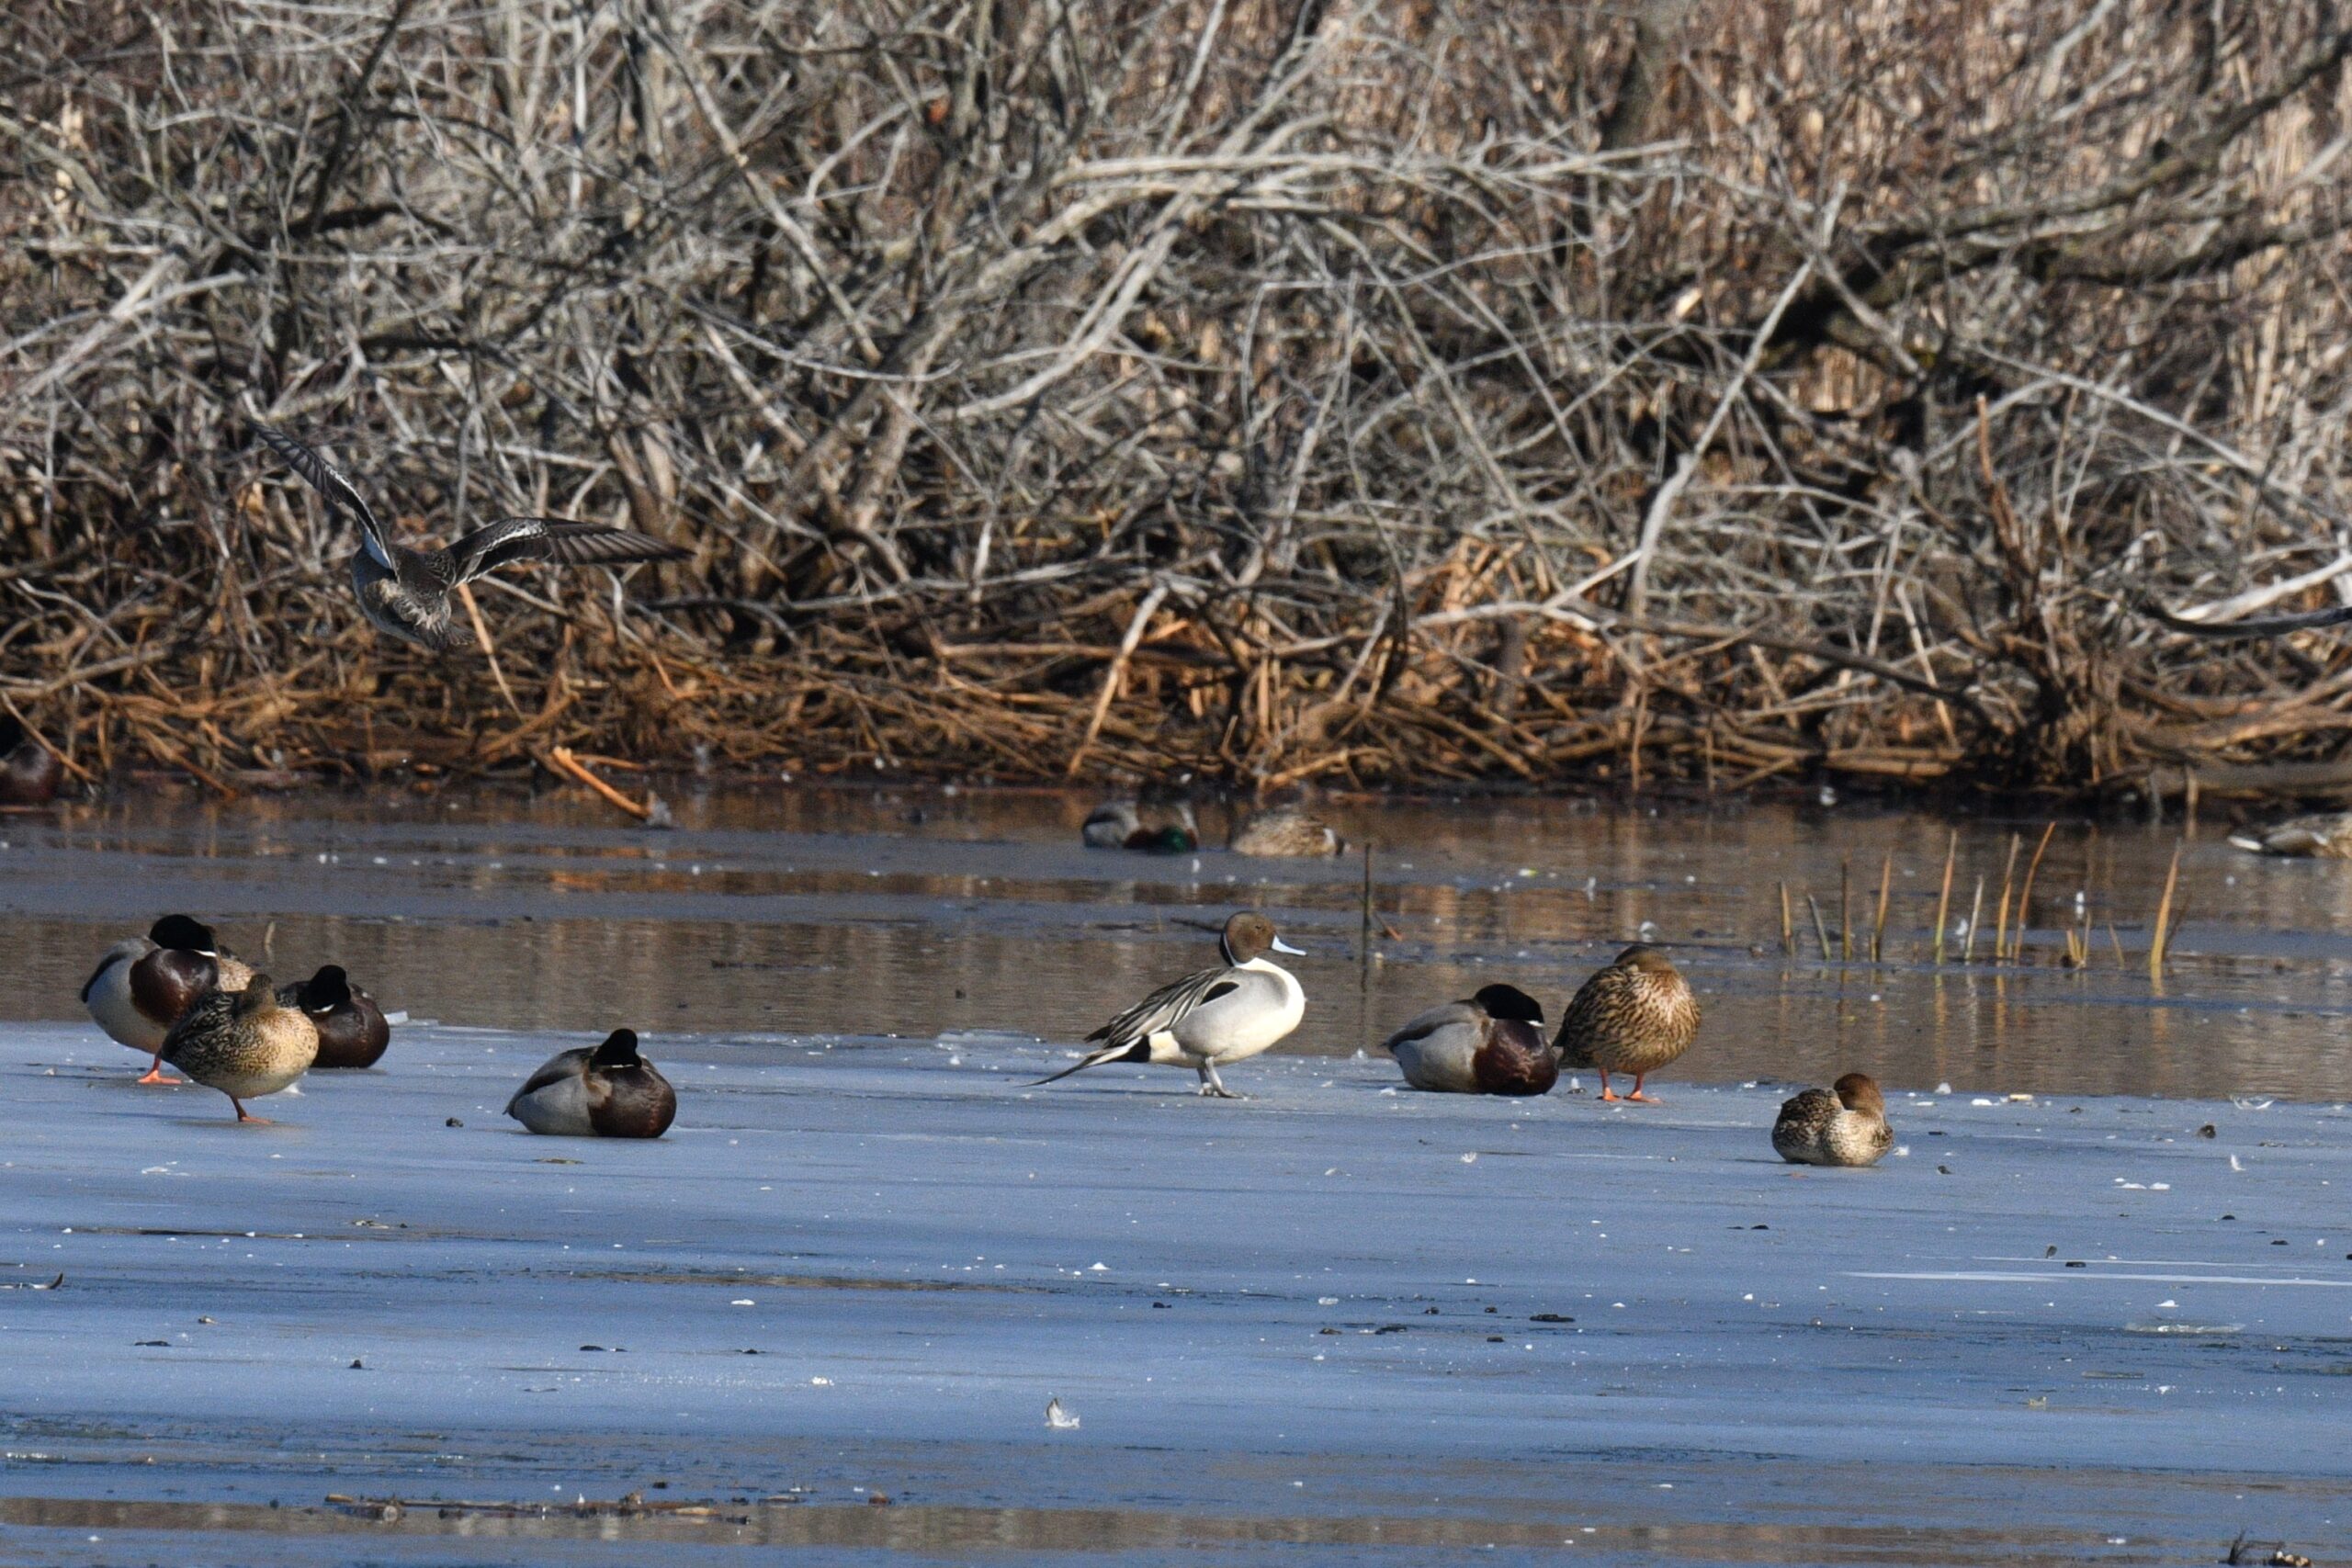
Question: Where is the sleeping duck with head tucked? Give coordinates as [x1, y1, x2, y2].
[506, 1030, 677, 1138]
[1383, 984, 1555, 1095]
[1772, 1072, 1894, 1168]
[159, 974, 319, 1123]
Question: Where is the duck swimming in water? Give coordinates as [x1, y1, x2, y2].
[277, 965, 392, 1069]
[1383, 983, 1555, 1095]
[81, 916, 256, 1083]
[160, 974, 319, 1122]
[1553, 944, 1701, 1104]
[1229, 805, 1346, 858]
[1772, 1072, 1895, 1168]
[1038, 911, 1306, 1098]
[505, 1030, 677, 1138]
[1082, 784, 1200, 852]
[247, 422, 687, 653]
[2229, 813, 2352, 858]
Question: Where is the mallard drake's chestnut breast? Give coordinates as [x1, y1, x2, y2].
[278, 964, 392, 1069]
[82, 915, 250, 1082]
[1384, 984, 1555, 1096]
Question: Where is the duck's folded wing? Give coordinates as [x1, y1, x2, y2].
[505, 1047, 591, 1112]
[447, 518, 687, 584]
[1381, 999, 1476, 1055]
[248, 423, 396, 570]
[1086, 965, 1242, 1049]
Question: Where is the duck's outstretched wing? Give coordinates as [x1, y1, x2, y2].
[1085, 964, 1243, 1053]
[248, 422, 396, 570]
[2143, 598, 2352, 639]
[445, 517, 687, 585]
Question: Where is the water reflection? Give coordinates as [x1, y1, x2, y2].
[5, 785, 2351, 1099]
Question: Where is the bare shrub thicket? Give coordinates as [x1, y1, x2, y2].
[3, 0, 2349, 796]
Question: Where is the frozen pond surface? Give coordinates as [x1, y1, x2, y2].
[1, 1021, 2347, 1565]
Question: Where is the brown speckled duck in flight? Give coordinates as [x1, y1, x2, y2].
[1553, 944, 1700, 1104]
[247, 422, 686, 652]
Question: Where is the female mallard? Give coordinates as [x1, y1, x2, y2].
[2231, 813, 2352, 858]
[1553, 944, 1700, 1104]
[1229, 805, 1346, 858]
[277, 965, 392, 1069]
[0, 716, 62, 807]
[1772, 1073, 1894, 1168]
[1037, 911, 1306, 1098]
[1383, 983, 1555, 1096]
[81, 915, 257, 1084]
[505, 1030, 676, 1138]
[159, 975, 319, 1123]
[1082, 786, 1199, 852]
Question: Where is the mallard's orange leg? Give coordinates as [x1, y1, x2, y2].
[232, 1098, 272, 1125]
[1623, 1073, 1661, 1104]
[1597, 1068, 1620, 1101]
[136, 1053, 179, 1085]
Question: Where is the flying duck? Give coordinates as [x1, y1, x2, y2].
[246, 422, 687, 653]
[1554, 944, 1701, 1104]
[1383, 983, 1555, 1095]
[159, 974, 319, 1122]
[505, 1030, 677, 1138]
[1772, 1073, 1895, 1168]
[1229, 805, 1346, 858]
[0, 715, 62, 807]
[277, 964, 392, 1069]
[1037, 911, 1306, 1098]
[81, 916, 256, 1083]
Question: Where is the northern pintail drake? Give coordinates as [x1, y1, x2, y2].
[1037, 911, 1306, 1098]
[2230, 813, 2352, 858]
[1383, 983, 1555, 1095]
[1554, 944, 1700, 1104]
[505, 1030, 677, 1138]
[1082, 791, 1199, 852]
[248, 422, 687, 653]
[1229, 805, 1346, 858]
[160, 973, 318, 1122]
[0, 716, 62, 806]
[81, 916, 257, 1084]
[1772, 1073, 1894, 1168]
[277, 965, 392, 1069]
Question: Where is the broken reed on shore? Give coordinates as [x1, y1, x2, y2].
[6, 2, 2352, 796]
[1776, 828, 2187, 974]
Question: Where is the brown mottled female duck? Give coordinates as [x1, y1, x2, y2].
[1772, 1073, 1895, 1168]
[160, 974, 319, 1123]
[1229, 805, 1346, 858]
[1553, 944, 1700, 1104]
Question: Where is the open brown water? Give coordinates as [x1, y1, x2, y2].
[4, 783, 2350, 1099]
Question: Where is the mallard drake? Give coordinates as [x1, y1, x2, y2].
[159, 974, 318, 1122]
[277, 965, 391, 1069]
[80, 916, 257, 1084]
[247, 422, 686, 653]
[2230, 813, 2352, 858]
[505, 1030, 676, 1138]
[1229, 805, 1346, 858]
[1037, 911, 1306, 1098]
[1772, 1073, 1894, 1168]
[1082, 788, 1200, 852]
[0, 716, 62, 806]
[1383, 983, 1555, 1095]
[1554, 944, 1700, 1104]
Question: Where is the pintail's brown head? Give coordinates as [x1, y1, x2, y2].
[1220, 911, 1305, 964]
